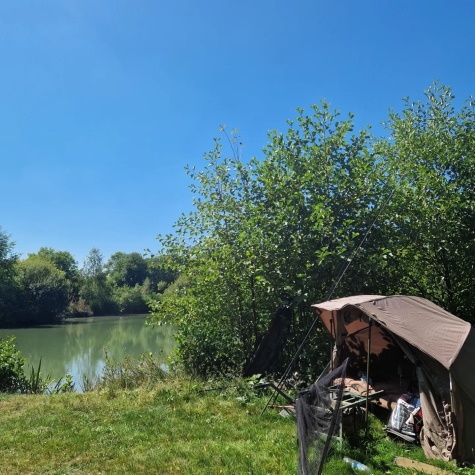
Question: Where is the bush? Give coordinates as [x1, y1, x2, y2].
[0, 337, 75, 394]
[0, 337, 27, 392]
[66, 298, 93, 318]
[114, 284, 149, 314]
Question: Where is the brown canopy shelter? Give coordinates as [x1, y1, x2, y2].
[311, 295, 475, 463]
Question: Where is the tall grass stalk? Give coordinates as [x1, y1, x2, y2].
[97, 350, 169, 392]
[27, 358, 50, 394]
[26, 358, 75, 394]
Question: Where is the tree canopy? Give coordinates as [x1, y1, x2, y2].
[105, 252, 149, 288]
[150, 83, 475, 378]
[15, 256, 70, 325]
[0, 228, 19, 326]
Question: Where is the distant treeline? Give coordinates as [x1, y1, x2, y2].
[0, 238, 176, 327]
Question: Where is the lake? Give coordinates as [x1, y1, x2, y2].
[0, 315, 175, 392]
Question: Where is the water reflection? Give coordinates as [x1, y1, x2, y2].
[0, 315, 175, 391]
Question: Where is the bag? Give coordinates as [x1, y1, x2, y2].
[388, 397, 416, 435]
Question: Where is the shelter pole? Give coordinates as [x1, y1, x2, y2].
[449, 372, 455, 416]
[329, 316, 334, 371]
[365, 320, 372, 425]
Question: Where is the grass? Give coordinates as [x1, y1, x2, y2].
[1, 356, 474, 474]
[0, 379, 296, 475]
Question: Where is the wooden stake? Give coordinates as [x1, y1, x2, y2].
[394, 456, 452, 475]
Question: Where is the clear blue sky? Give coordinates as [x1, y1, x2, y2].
[1, 0, 474, 267]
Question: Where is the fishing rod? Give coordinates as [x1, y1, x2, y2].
[261, 180, 398, 414]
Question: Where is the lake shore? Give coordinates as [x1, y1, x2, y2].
[0, 315, 175, 391]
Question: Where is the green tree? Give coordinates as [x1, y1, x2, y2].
[113, 284, 149, 314]
[33, 247, 78, 281]
[0, 228, 19, 326]
[150, 108, 386, 377]
[146, 255, 176, 292]
[375, 83, 475, 320]
[15, 256, 69, 325]
[105, 252, 148, 288]
[30, 247, 80, 303]
[150, 85, 475, 377]
[80, 248, 117, 315]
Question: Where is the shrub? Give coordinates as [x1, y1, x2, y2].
[0, 337, 27, 392]
[114, 284, 149, 314]
[66, 298, 93, 318]
[0, 337, 75, 394]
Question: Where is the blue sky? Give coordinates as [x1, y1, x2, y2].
[1, 0, 474, 267]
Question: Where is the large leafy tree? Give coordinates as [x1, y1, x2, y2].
[33, 247, 78, 281]
[30, 247, 80, 303]
[105, 252, 148, 288]
[15, 256, 69, 325]
[146, 255, 176, 292]
[151, 85, 475, 377]
[376, 83, 475, 320]
[0, 228, 19, 326]
[80, 248, 117, 315]
[150, 106, 387, 377]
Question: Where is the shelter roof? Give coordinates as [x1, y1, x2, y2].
[312, 295, 471, 370]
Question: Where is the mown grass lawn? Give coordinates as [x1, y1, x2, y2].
[0, 379, 472, 475]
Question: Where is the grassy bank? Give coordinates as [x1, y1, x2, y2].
[0, 379, 296, 475]
[0, 375, 471, 474]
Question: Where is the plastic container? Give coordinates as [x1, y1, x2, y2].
[343, 457, 372, 472]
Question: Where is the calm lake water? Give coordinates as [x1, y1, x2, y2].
[0, 315, 175, 392]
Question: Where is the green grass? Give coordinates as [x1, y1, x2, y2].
[1, 366, 474, 474]
[0, 380, 296, 475]
[324, 411, 475, 475]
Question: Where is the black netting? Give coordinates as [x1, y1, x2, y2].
[295, 358, 349, 475]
